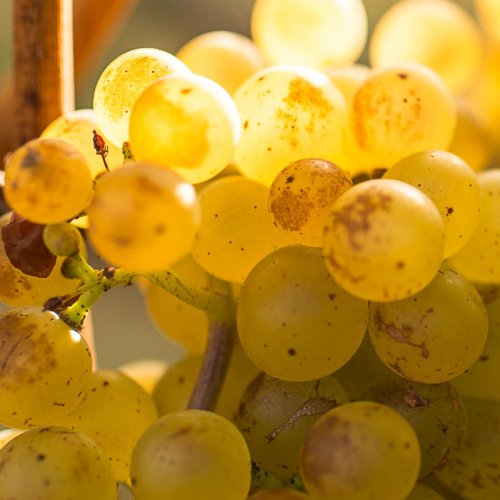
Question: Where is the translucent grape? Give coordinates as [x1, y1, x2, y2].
[192, 175, 293, 283]
[300, 401, 420, 500]
[93, 47, 190, 147]
[87, 162, 200, 273]
[370, 0, 483, 94]
[235, 372, 348, 480]
[369, 267, 488, 384]
[4, 138, 93, 224]
[233, 65, 348, 186]
[130, 410, 251, 500]
[248, 489, 310, 499]
[251, 0, 367, 68]
[447, 169, 500, 283]
[351, 63, 456, 168]
[0, 427, 117, 499]
[323, 179, 445, 302]
[0, 307, 92, 428]
[55, 369, 158, 482]
[40, 108, 123, 177]
[129, 72, 241, 184]
[237, 245, 368, 381]
[176, 30, 265, 94]
[268, 158, 352, 247]
[384, 150, 481, 258]
[117, 359, 168, 395]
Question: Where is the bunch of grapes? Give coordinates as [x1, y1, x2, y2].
[1, 0, 499, 498]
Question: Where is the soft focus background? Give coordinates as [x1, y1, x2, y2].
[0, 0, 476, 368]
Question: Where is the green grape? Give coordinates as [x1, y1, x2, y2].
[453, 285, 500, 400]
[351, 63, 456, 168]
[0, 427, 117, 499]
[87, 161, 200, 273]
[268, 158, 352, 247]
[192, 175, 293, 283]
[323, 179, 445, 302]
[235, 372, 348, 480]
[54, 369, 158, 483]
[406, 483, 444, 500]
[0, 307, 92, 428]
[237, 245, 368, 381]
[369, 267, 488, 383]
[436, 398, 500, 499]
[233, 65, 348, 186]
[300, 401, 420, 500]
[370, 0, 483, 94]
[251, 0, 367, 68]
[448, 169, 500, 283]
[40, 108, 123, 177]
[118, 359, 168, 395]
[4, 138, 93, 224]
[129, 73, 241, 184]
[176, 30, 265, 95]
[143, 254, 209, 355]
[93, 47, 190, 147]
[130, 410, 251, 500]
[384, 150, 481, 258]
[248, 489, 310, 499]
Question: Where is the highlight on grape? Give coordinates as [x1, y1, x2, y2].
[1, 0, 499, 498]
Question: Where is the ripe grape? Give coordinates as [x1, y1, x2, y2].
[474, 0, 500, 43]
[237, 245, 368, 381]
[117, 359, 168, 395]
[323, 179, 445, 302]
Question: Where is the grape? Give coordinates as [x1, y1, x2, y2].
[129, 72, 241, 184]
[55, 369, 158, 482]
[0, 428, 24, 449]
[237, 245, 368, 381]
[93, 47, 190, 147]
[475, 0, 500, 43]
[4, 138, 93, 224]
[324, 64, 371, 105]
[370, 0, 483, 94]
[233, 65, 348, 186]
[40, 108, 123, 177]
[118, 359, 168, 395]
[323, 179, 445, 302]
[300, 401, 420, 500]
[176, 30, 265, 95]
[0, 307, 92, 428]
[192, 175, 293, 283]
[384, 150, 481, 258]
[369, 267, 488, 384]
[350, 63, 456, 168]
[235, 372, 348, 480]
[0, 427, 117, 499]
[251, 0, 367, 68]
[447, 169, 500, 283]
[406, 483, 444, 499]
[87, 161, 200, 273]
[248, 489, 310, 499]
[130, 410, 251, 500]
[268, 158, 352, 247]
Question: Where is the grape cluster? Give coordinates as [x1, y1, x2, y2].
[1, 0, 500, 499]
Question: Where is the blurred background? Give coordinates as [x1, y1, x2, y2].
[0, 0, 478, 368]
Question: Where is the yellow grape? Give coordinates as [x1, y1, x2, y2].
[268, 158, 352, 247]
[117, 359, 168, 394]
[4, 138, 93, 224]
[0, 307, 92, 428]
[55, 370, 158, 482]
[384, 150, 481, 258]
[0, 427, 117, 499]
[448, 169, 500, 283]
[192, 175, 293, 283]
[475, 0, 500, 43]
[370, 0, 483, 94]
[130, 410, 251, 500]
[251, 0, 367, 68]
[129, 73, 241, 184]
[40, 108, 123, 177]
[233, 65, 348, 186]
[176, 30, 265, 95]
[323, 179, 445, 302]
[300, 401, 420, 500]
[93, 47, 190, 147]
[87, 162, 199, 273]
[0, 428, 24, 450]
[237, 245, 368, 381]
[249, 489, 310, 499]
[351, 63, 456, 169]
